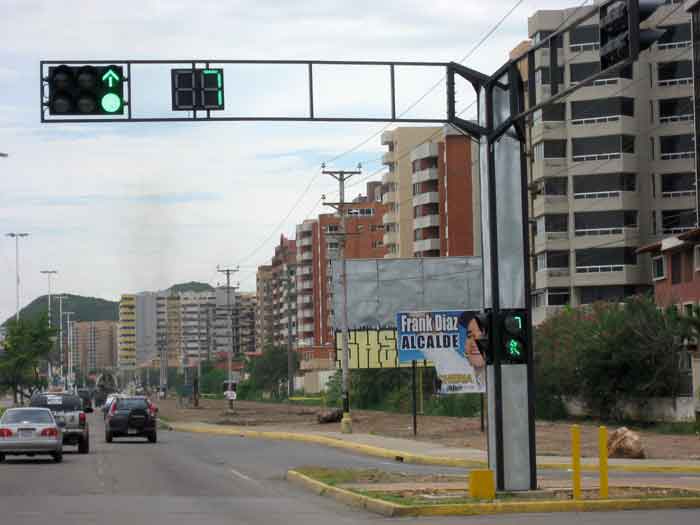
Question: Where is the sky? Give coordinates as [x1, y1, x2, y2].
[0, 0, 585, 321]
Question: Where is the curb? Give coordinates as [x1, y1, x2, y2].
[169, 422, 700, 474]
[286, 469, 700, 517]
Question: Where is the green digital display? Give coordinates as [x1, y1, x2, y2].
[171, 68, 225, 111]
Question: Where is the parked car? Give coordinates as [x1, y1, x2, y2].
[105, 396, 158, 443]
[30, 392, 90, 454]
[0, 407, 63, 463]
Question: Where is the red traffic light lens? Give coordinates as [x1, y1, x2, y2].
[50, 94, 73, 114]
[51, 66, 74, 92]
[76, 66, 99, 91]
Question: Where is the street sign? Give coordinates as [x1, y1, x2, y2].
[171, 68, 225, 111]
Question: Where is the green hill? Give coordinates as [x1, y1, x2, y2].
[167, 282, 214, 294]
[3, 294, 118, 326]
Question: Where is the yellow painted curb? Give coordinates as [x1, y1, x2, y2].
[286, 469, 700, 517]
[168, 422, 700, 474]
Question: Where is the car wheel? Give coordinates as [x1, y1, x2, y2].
[52, 451, 63, 463]
[148, 432, 157, 443]
[105, 431, 113, 443]
[79, 436, 90, 454]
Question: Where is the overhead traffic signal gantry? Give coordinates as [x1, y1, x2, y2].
[599, 0, 666, 70]
[46, 65, 125, 116]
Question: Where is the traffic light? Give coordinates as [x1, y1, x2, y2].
[472, 311, 493, 365]
[499, 310, 528, 364]
[599, 0, 666, 70]
[47, 65, 125, 115]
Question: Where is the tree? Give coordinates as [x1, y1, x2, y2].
[241, 345, 296, 399]
[0, 314, 55, 404]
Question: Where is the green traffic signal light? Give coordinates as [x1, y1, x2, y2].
[506, 338, 522, 358]
[101, 93, 122, 113]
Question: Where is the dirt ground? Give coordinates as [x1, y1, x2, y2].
[156, 398, 700, 460]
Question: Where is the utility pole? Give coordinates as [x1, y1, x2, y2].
[64, 311, 74, 391]
[158, 335, 167, 398]
[322, 163, 361, 434]
[56, 295, 65, 385]
[40, 269, 58, 383]
[217, 265, 239, 410]
[5, 232, 29, 321]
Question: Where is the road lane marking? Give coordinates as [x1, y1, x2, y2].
[231, 468, 255, 482]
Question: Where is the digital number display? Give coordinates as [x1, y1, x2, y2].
[171, 68, 224, 111]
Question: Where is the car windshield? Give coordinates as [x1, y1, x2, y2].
[31, 394, 83, 411]
[117, 399, 149, 410]
[1, 409, 53, 424]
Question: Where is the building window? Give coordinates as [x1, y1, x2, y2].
[694, 245, 700, 272]
[532, 30, 563, 47]
[661, 208, 695, 235]
[657, 23, 691, 49]
[659, 97, 693, 123]
[671, 252, 682, 284]
[573, 173, 635, 198]
[326, 224, 339, 233]
[661, 172, 696, 197]
[570, 62, 632, 84]
[570, 97, 634, 123]
[536, 214, 568, 235]
[652, 210, 657, 234]
[543, 177, 568, 195]
[547, 288, 570, 306]
[571, 135, 634, 161]
[371, 240, 383, 248]
[534, 140, 567, 159]
[574, 210, 637, 235]
[411, 157, 438, 172]
[536, 251, 569, 272]
[657, 60, 693, 85]
[533, 103, 566, 122]
[569, 24, 599, 51]
[659, 134, 695, 160]
[652, 256, 666, 280]
[650, 137, 655, 160]
[534, 66, 564, 85]
[575, 247, 637, 272]
[346, 208, 374, 216]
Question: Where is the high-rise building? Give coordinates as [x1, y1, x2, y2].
[179, 291, 216, 365]
[256, 265, 274, 351]
[295, 184, 387, 366]
[525, 4, 695, 323]
[410, 125, 479, 257]
[238, 292, 257, 356]
[75, 321, 118, 374]
[271, 236, 297, 349]
[381, 126, 442, 257]
[118, 294, 136, 369]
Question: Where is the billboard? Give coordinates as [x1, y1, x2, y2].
[397, 310, 485, 394]
[334, 328, 428, 369]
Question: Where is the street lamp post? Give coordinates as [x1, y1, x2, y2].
[6, 233, 30, 321]
[40, 270, 58, 383]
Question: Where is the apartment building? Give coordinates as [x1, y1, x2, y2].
[75, 321, 118, 374]
[270, 235, 297, 349]
[381, 126, 442, 257]
[525, 3, 695, 323]
[179, 291, 216, 365]
[238, 292, 257, 356]
[410, 125, 479, 257]
[295, 184, 387, 364]
[256, 265, 274, 351]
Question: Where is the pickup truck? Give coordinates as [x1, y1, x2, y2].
[30, 392, 90, 454]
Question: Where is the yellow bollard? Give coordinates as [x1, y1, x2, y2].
[469, 469, 495, 500]
[599, 426, 609, 499]
[571, 424, 582, 500]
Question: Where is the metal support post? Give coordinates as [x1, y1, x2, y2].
[217, 265, 239, 410]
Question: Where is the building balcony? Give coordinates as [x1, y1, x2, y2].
[381, 130, 393, 146]
[413, 191, 440, 207]
[382, 191, 397, 205]
[298, 265, 312, 276]
[382, 211, 397, 226]
[573, 264, 642, 286]
[413, 238, 440, 253]
[382, 152, 394, 165]
[572, 227, 639, 248]
[533, 232, 570, 253]
[300, 250, 312, 261]
[412, 167, 439, 184]
[299, 279, 313, 291]
[534, 268, 572, 290]
[298, 236, 312, 247]
[383, 230, 398, 246]
[532, 195, 568, 217]
[300, 308, 314, 318]
[414, 214, 440, 229]
[297, 295, 313, 305]
[572, 190, 639, 211]
[297, 337, 315, 347]
[299, 323, 314, 332]
[410, 141, 439, 161]
[382, 170, 397, 186]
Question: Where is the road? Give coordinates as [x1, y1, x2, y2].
[1, 413, 699, 525]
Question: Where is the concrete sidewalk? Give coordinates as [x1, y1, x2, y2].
[166, 420, 700, 473]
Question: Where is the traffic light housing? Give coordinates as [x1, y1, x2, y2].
[499, 310, 528, 364]
[47, 65, 124, 115]
[599, 0, 666, 70]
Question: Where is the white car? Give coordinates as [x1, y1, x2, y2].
[0, 407, 63, 463]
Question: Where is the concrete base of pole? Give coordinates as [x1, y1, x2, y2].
[340, 413, 353, 434]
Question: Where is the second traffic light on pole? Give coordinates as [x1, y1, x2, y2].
[472, 310, 528, 365]
[47, 65, 124, 115]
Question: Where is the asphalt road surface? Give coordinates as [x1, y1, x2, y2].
[1, 413, 699, 525]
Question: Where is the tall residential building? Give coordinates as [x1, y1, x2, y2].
[381, 126, 442, 257]
[295, 184, 387, 365]
[238, 292, 257, 356]
[256, 265, 274, 351]
[410, 125, 479, 257]
[118, 294, 136, 369]
[525, 4, 695, 323]
[271, 236, 297, 349]
[76, 321, 118, 374]
[179, 291, 216, 365]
